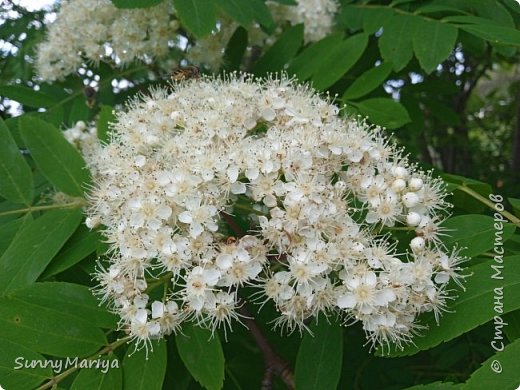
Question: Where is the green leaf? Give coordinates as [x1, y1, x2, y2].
[503, 310, 520, 342]
[427, 100, 460, 125]
[0, 85, 57, 108]
[443, 15, 520, 46]
[476, 1, 515, 28]
[288, 34, 344, 80]
[0, 337, 53, 390]
[41, 105, 66, 128]
[353, 97, 411, 129]
[4, 116, 25, 147]
[0, 209, 82, 295]
[252, 24, 304, 76]
[295, 320, 343, 390]
[337, 5, 364, 30]
[97, 105, 116, 143]
[416, 4, 467, 14]
[68, 95, 91, 125]
[41, 225, 101, 279]
[19, 116, 91, 196]
[460, 24, 520, 46]
[123, 340, 167, 390]
[458, 29, 487, 56]
[71, 356, 122, 389]
[223, 26, 248, 72]
[443, 15, 503, 26]
[111, 0, 162, 8]
[509, 198, 520, 217]
[0, 294, 107, 357]
[463, 338, 520, 390]
[0, 118, 33, 205]
[0, 215, 31, 255]
[311, 33, 368, 90]
[214, 0, 253, 27]
[379, 14, 420, 71]
[10, 282, 117, 329]
[343, 61, 393, 100]
[413, 19, 458, 74]
[176, 325, 225, 390]
[442, 215, 516, 258]
[361, 6, 395, 34]
[173, 0, 217, 38]
[248, 0, 276, 33]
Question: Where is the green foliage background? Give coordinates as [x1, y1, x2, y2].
[1, 0, 520, 389]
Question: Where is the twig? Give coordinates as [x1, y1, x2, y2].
[457, 185, 520, 227]
[0, 200, 87, 217]
[237, 304, 295, 389]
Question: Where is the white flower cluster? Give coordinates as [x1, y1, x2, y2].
[85, 75, 465, 351]
[36, 0, 177, 81]
[36, 0, 338, 79]
[270, 0, 338, 43]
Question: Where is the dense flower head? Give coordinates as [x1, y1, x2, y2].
[36, 0, 177, 81]
[84, 74, 465, 352]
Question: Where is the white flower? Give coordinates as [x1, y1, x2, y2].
[337, 272, 396, 314]
[365, 194, 402, 227]
[178, 198, 219, 238]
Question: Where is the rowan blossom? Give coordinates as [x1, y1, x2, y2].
[83, 74, 465, 351]
[36, 0, 339, 79]
[36, 0, 177, 81]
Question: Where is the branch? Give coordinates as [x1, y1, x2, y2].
[237, 304, 295, 390]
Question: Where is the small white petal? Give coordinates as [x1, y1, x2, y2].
[231, 181, 246, 194]
[216, 254, 234, 270]
[203, 268, 221, 285]
[157, 205, 172, 219]
[337, 294, 356, 309]
[151, 301, 165, 319]
[134, 155, 146, 167]
[178, 211, 192, 224]
[189, 222, 204, 238]
[261, 108, 276, 121]
[227, 166, 239, 183]
[134, 308, 148, 324]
